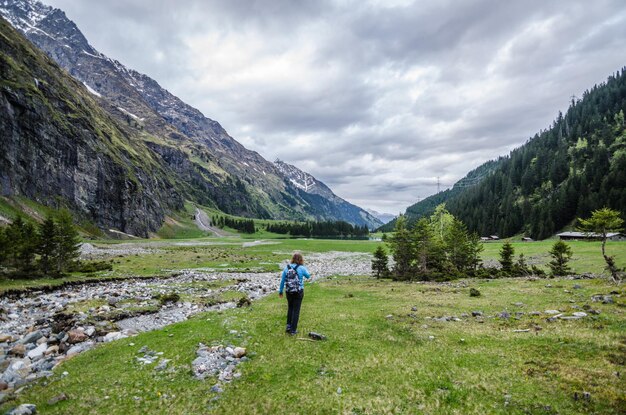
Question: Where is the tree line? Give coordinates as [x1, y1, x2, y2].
[212, 215, 256, 234]
[0, 210, 82, 278]
[266, 220, 369, 238]
[372, 205, 624, 282]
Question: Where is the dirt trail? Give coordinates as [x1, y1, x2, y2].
[194, 208, 231, 237]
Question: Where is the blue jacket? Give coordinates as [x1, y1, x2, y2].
[279, 263, 311, 294]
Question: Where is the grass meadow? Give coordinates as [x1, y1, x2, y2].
[1, 237, 625, 414]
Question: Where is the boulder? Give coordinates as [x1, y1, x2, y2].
[9, 344, 26, 357]
[233, 347, 247, 358]
[26, 343, 47, 360]
[67, 330, 88, 344]
[0, 334, 13, 343]
[20, 331, 43, 345]
[7, 404, 37, 415]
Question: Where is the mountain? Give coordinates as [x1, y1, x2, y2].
[365, 209, 395, 225]
[274, 159, 382, 229]
[385, 68, 626, 239]
[0, 15, 183, 236]
[0, 0, 378, 232]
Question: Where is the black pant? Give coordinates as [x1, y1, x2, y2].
[286, 290, 304, 333]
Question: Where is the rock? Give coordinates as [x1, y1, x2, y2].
[572, 312, 588, 318]
[0, 334, 13, 343]
[47, 393, 68, 405]
[513, 302, 524, 307]
[573, 284, 582, 289]
[103, 332, 126, 342]
[85, 327, 96, 337]
[210, 385, 223, 393]
[469, 288, 481, 297]
[20, 331, 43, 345]
[26, 343, 47, 360]
[544, 310, 560, 315]
[66, 341, 94, 356]
[45, 345, 59, 356]
[411, 306, 418, 312]
[591, 295, 613, 304]
[154, 359, 169, 371]
[498, 311, 510, 319]
[6, 404, 37, 415]
[9, 344, 26, 357]
[471, 311, 483, 317]
[67, 330, 88, 344]
[233, 347, 247, 358]
[0, 381, 7, 391]
[308, 332, 327, 341]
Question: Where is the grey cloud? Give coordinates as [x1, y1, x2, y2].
[43, 0, 626, 214]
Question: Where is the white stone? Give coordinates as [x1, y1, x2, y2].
[103, 332, 127, 342]
[27, 343, 47, 360]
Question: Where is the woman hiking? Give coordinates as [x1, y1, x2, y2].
[278, 253, 312, 335]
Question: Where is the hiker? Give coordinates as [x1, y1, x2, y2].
[279, 253, 312, 335]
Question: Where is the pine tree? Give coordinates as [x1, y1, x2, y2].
[548, 241, 573, 276]
[413, 218, 436, 274]
[54, 209, 81, 274]
[37, 215, 58, 275]
[0, 226, 7, 268]
[371, 246, 389, 278]
[386, 215, 413, 280]
[577, 207, 624, 281]
[499, 242, 515, 274]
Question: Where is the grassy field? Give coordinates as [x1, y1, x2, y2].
[4, 274, 624, 414]
[1, 238, 624, 294]
[1, 237, 625, 413]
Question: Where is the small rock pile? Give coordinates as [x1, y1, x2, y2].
[192, 343, 247, 385]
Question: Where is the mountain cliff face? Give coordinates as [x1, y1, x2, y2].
[0, 16, 183, 236]
[274, 160, 382, 229]
[0, 0, 379, 230]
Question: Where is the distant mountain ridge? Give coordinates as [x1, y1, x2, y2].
[384, 69, 626, 239]
[0, 0, 379, 232]
[274, 160, 382, 229]
[365, 209, 395, 225]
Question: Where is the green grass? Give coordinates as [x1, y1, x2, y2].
[480, 240, 626, 275]
[4, 276, 624, 414]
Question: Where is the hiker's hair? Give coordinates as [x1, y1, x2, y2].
[291, 252, 304, 265]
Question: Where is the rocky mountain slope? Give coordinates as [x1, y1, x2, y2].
[274, 160, 382, 229]
[0, 0, 378, 231]
[0, 16, 183, 236]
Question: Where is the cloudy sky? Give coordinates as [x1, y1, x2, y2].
[45, 0, 626, 214]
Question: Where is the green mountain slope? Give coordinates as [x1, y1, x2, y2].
[386, 68, 626, 239]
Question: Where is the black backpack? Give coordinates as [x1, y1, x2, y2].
[285, 264, 301, 293]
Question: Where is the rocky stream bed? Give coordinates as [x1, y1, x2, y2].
[0, 250, 372, 403]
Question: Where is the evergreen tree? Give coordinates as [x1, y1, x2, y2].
[0, 226, 7, 268]
[499, 242, 515, 274]
[412, 218, 439, 274]
[548, 241, 573, 276]
[386, 215, 413, 280]
[54, 209, 81, 274]
[37, 215, 58, 275]
[444, 218, 474, 271]
[371, 246, 389, 278]
[577, 207, 624, 281]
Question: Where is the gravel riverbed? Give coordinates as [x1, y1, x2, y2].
[0, 251, 372, 396]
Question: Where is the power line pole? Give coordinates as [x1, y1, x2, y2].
[436, 176, 440, 193]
